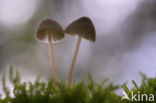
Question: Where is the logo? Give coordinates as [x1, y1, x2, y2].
[121, 91, 130, 101]
[122, 91, 155, 101]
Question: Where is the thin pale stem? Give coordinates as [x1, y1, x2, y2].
[48, 43, 57, 81]
[68, 36, 82, 88]
[48, 35, 57, 82]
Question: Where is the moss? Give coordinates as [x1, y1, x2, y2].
[0, 67, 156, 103]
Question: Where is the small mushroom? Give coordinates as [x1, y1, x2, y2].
[36, 18, 64, 82]
[65, 17, 96, 88]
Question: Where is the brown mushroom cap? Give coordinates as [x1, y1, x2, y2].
[65, 17, 96, 42]
[36, 18, 64, 43]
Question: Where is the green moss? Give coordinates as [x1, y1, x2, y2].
[0, 67, 156, 103]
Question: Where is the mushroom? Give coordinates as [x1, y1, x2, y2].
[36, 18, 64, 82]
[65, 17, 96, 88]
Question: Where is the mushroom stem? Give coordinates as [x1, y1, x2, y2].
[48, 35, 57, 82]
[68, 36, 82, 88]
[48, 42, 57, 81]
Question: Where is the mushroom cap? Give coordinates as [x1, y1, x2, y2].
[65, 17, 96, 42]
[36, 18, 64, 43]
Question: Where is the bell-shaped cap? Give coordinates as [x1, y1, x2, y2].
[36, 18, 64, 43]
[65, 17, 96, 42]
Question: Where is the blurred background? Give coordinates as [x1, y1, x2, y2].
[0, 0, 156, 94]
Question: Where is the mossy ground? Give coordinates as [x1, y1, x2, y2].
[0, 66, 156, 103]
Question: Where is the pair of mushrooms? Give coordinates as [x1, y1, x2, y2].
[36, 17, 96, 88]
